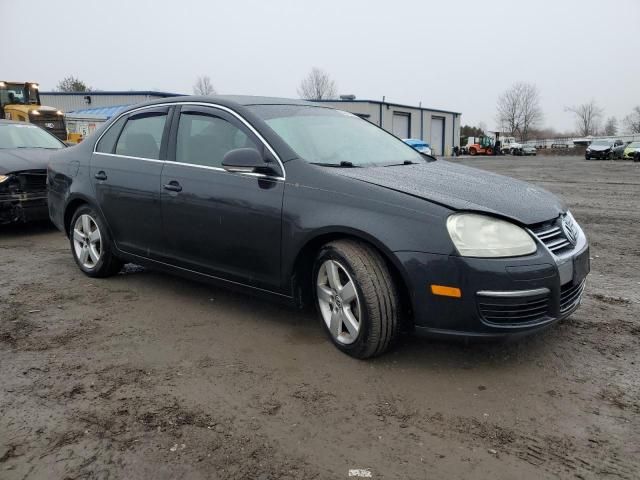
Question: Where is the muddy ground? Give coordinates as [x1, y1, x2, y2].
[1, 155, 639, 479]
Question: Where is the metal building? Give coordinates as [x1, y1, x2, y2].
[39, 91, 180, 116]
[313, 99, 461, 156]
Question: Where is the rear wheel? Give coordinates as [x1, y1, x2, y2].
[486, 147, 494, 155]
[313, 240, 400, 359]
[469, 147, 477, 156]
[70, 205, 123, 277]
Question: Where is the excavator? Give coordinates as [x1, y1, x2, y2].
[0, 81, 67, 141]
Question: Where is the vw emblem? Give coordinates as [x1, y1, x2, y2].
[561, 215, 578, 246]
[45, 122, 55, 129]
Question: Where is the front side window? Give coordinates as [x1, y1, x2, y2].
[176, 112, 260, 168]
[115, 112, 167, 159]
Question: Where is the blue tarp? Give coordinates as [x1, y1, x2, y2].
[66, 105, 130, 119]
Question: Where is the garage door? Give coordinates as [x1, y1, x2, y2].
[392, 112, 410, 138]
[430, 117, 445, 156]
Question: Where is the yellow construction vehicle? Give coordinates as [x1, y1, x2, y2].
[0, 81, 67, 141]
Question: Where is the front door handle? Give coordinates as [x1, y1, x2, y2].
[163, 181, 182, 192]
[94, 171, 107, 181]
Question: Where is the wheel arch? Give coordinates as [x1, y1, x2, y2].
[63, 194, 97, 237]
[288, 227, 414, 327]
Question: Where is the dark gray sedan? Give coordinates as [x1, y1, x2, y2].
[0, 120, 66, 224]
[47, 96, 590, 358]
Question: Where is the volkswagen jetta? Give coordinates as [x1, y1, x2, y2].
[48, 96, 590, 358]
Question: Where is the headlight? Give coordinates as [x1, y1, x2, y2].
[447, 213, 537, 257]
[31, 110, 40, 115]
[0, 174, 9, 183]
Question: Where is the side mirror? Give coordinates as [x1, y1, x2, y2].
[222, 148, 278, 176]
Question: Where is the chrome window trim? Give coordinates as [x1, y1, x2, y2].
[93, 152, 284, 181]
[476, 287, 550, 298]
[93, 101, 286, 180]
[94, 152, 165, 163]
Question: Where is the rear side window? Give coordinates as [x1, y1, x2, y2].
[115, 112, 167, 159]
[95, 116, 126, 153]
[175, 112, 260, 168]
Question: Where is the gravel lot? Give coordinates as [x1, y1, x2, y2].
[1, 155, 639, 479]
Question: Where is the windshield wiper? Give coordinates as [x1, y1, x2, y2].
[310, 161, 360, 168]
[384, 160, 419, 167]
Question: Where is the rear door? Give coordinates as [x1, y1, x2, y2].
[159, 105, 285, 291]
[90, 106, 172, 257]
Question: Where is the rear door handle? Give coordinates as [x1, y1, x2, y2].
[163, 181, 182, 192]
[94, 171, 107, 181]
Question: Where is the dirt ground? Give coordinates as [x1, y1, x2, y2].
[1, 155, 639, 480]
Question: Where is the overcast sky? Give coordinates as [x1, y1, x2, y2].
[2, 0, 638, 131]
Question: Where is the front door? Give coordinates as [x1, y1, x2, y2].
[90, 106, 171, 257]
[160, 105, 284, 291]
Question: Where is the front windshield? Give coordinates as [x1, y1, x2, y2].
[0, 124, 65, 149]
[591, 140, 613, 146]
[249, 105, 426, 167]
[628, 142, 640, 148]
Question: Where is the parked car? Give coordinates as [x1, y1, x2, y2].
[613, 141, 630, 159]
[623, 141, 640, 159]
[48, 96, 590, 358]
[403, 138, 432, 156]
[0, 120, 66, 224]
[585, 139, 623, 160]
[519, 144, 537, 156]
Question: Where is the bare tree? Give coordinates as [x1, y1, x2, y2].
[496, 82, 542, 141]
[193, 76, 216, 96]
[566, 100, 603, 137]
[603, 117, 618, 136]
[623, 106, 640, 134]
[297, 67, 337, 100]
[57, 76, 91, 92]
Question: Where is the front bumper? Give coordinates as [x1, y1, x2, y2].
[586, 150, 610, 159]
[397, 240, 590, 339]
[0, 191, 49, 224]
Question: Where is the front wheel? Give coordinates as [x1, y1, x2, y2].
[69, 205, 123, 277]
[313, 240, 400, 359]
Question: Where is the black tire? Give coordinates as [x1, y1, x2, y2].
[313, 239, 400, 359]
[69, 205, 123, 278]
[585, 155, 590, 161]
[608, 152, 613, 160]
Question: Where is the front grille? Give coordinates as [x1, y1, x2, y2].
[560, 280, 586, 313]
[531, 216, 574, 255]
[30, 114, 67, 140]
[15, 171, 47, 192]
[478, 290, 551, 325]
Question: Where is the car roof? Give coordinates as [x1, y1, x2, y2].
[127, 94, 322, 111]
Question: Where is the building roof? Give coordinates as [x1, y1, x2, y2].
[40, 90, 181, 97]
[312, 99, 461, 115]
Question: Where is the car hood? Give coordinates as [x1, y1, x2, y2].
[330, 160, 566, 225]
[0, 148, 53, 174]
[588, 144, 612, 151]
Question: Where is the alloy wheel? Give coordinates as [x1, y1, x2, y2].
[316, 259, 362, 345]
[73, 214, 102, 269]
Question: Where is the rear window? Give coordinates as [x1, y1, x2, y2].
[115, 112, 167, 159]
